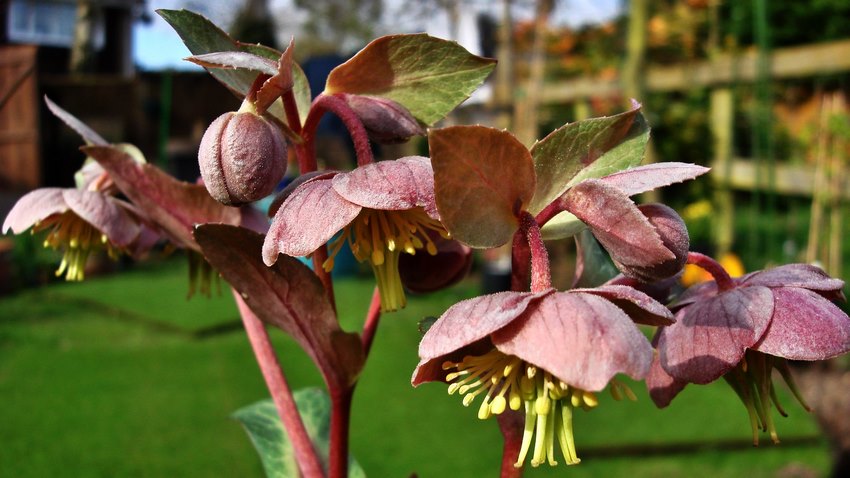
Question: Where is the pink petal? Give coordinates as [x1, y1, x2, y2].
[563, 179, 675, 271]
[263, 178, 361, 264]
[671, 280, 719, 310]
[3, 188, 68, 233]
[646, 351, 688, 408]
[742, 263, 845, 301]
[659, 286, 774, 384]
[492, 292, 653, 391]
[412, 290, 551, 385]
[332, 156, 439, 218]
[572, 285, 674, 326]
[63, 190, 140, 247]
[600, 163, 710, 197]
[754, 288, 850, 360]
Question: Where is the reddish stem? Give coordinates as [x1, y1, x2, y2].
[687, 251, 736, 291]
[302, 94, 374, 167]
[294, 142, 315, 175]
[361, 287, 382, 356]
[534, 199, 564, 228]
[232, 290, 325, 478]
[328, 388, 354, 478]
[497, 411, 525, 478]
[519, 211, 552, 293]
[510, 231, 531, 292]
[282, 88, 303, 136]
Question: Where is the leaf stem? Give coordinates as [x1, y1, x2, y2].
[329, 387, 354, 478]
[303, 93, 374, 167]
[361, 286, 382, 356]
[282, 88, 303, 136]
[232, 289, 326, 478]
[497, 411, 526, 478]
[519, 211, 552, 293]
[510, 230, 531, 292]
[687, 251, 735, 291]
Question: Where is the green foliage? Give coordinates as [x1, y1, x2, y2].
[233, 389, 365, 478]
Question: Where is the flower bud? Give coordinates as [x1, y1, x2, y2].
[340, 94, 425, 144]
[198, 108, 287, 206]
[616, 203, 689, 283]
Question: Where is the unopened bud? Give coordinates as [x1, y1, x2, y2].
[617, 203, 689, 283]
[198, 106, 287, 206]
[340, 94, 425, 144]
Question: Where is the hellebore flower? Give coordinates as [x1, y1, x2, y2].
[263, 156, 448, 312]
[3, 187, 141, 281]
[650, 260, 850, 444]
[412, 286, 672, 467]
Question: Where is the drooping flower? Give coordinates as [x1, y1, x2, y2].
[3, 187, 142, 281]
[263, 156, 450, 312]
[649, 260, 850, 444]
[413, 285, 672, 467]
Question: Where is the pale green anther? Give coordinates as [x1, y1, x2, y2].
[509, 391, 522, 411]
[570, 392, 582, 408]
[462, 393, 475, 407]
[448, 383, 461, 394]
[535, 395, 551, 415]
[477, 398, 492, 419]
[426, 242, 438, 255]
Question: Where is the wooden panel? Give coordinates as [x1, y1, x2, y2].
[0, 45, 40, 190]
[710, 158, 850, 200]
[542, 39, 850, 103]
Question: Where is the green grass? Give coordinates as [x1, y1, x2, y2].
[0, 258, 833, 477]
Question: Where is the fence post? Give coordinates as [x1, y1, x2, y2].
[711, 87, 734, 256]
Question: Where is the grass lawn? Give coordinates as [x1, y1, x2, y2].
[0, 258, 833, 477]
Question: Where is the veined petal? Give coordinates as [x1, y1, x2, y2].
[412, 290, 551, 385]
[3, 188, 68, 233]
[63, 189, 140, 247]
[332, 156, 439, 219]
[659, 286, 774, 384]
[571, 285, 674, 326]
[646, 351, 688, 408]
[263, 178, 361, 264]
[492, 292, 653, 391]
[754, 288, 850, 360]
[742, 263, 845, 301]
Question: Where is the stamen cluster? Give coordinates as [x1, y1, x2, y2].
[325, 207, 447, 311]
[33, 211, 116, 281]
[443, 349, 635, 467]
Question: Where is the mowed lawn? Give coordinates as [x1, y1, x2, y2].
[0, 258, 833, 477]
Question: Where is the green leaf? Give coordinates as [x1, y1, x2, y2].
[326, 34, 496, 126]
[430, 126, 536, 248]
[157, 9, 311, 127]
[527, 104, 647, 214]
[540, 211, 585, 241]
[233, 388, 366, 478]
[572, 229, 619, 288]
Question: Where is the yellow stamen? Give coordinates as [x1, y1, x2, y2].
[444, 349, 617, 468]
[31, 210, 119, 281]
[324, 207, 447, 312]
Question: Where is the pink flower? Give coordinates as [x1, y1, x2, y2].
[412, 285, 672, 467]
[649, 263, 850, 444]
[263, 157, 452, 312]
[3, 188, 142, 281]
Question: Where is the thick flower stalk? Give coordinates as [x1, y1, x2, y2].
[649, 256, 850, 444]
[413, 285, 673, 467]
[263, 156, 449, 312]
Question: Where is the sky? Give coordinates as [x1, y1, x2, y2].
[134, 0, 623, 71]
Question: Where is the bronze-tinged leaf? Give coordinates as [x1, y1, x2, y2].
[563, 179, 674, 270]
[429, 126, 536, 248]
[491, 292, 653, 392]
[528, 103, 644, 214]
[185, 51, 279, 75]
[325, 33, 495, 126]
[45, 96, 108, 146]
[256, 39, 296, 115]
[658, 286, 774, 385]
[82, 145, 241, 251]
[195, 224, 364, 388]
[599, 163, 710, 197]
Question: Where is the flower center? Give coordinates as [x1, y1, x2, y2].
[442, 349, 636, 468]
[723, 350, 810, 446]
[32, 211, 117, 281]
[323, 207, 447, 312]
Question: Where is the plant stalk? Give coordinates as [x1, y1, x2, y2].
[303, 94, 374, 167]
[328, 387, 354, 478]
[232, 290, 325, 478]
[687, 251, 735, 291]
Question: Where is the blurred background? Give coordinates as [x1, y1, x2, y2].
[1, 1, 849, 477]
